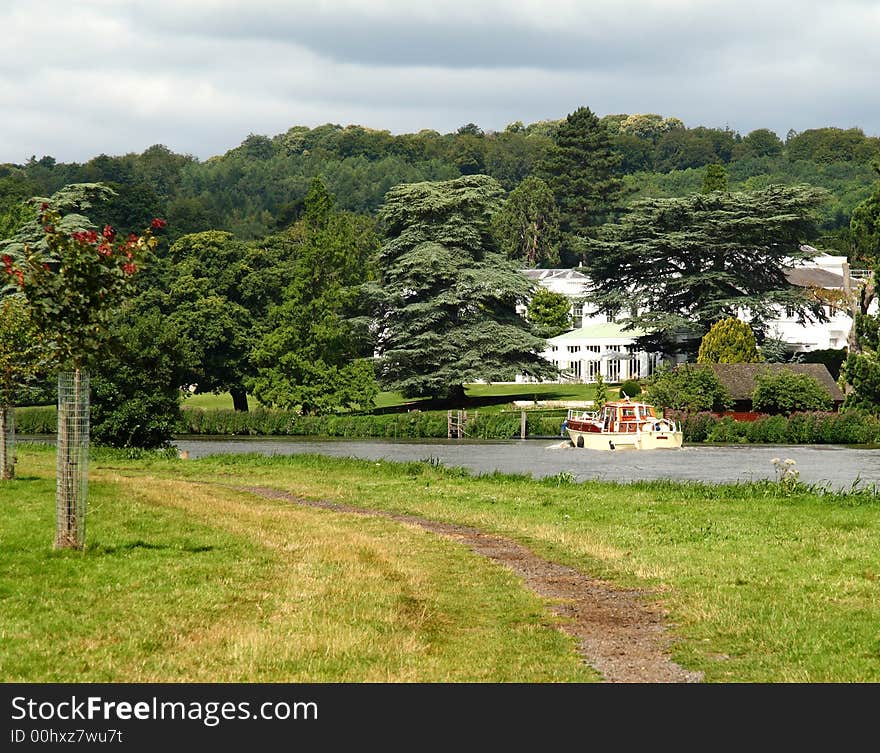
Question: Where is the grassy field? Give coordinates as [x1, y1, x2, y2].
[0, 446, 595, 683]
[4, 444, 878, 682]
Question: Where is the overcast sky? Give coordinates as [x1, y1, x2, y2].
[2, 0, 878, 164]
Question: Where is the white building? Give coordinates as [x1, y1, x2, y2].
[519, 253, 868, 385]
[768, 252, 862, 352]
[518, 269, 666, 384]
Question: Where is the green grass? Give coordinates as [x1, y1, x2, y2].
[129, 450, 880, 683]
[0, 446, 595, 683]
[8, 445, 878, 682]
[180, 392, 259, 410]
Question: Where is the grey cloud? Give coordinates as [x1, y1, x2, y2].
[1, 0, 878, 163]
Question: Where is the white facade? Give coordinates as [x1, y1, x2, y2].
[519, 322, 663, 384]
[761, 252, 865, 353]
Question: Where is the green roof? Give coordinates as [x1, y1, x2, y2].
[549, 322, 646, 342]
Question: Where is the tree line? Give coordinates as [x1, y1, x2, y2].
[3, 105, 880, 453]
[2, 113, 878, 248]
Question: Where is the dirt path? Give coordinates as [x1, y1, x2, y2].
[240, 485, 702, 684]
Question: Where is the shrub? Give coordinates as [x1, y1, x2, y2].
[14, 406, 57, 434]
[619, 379, 642, 398]
[646, 364, 733, 412]
[746, 415, 788, 443]
[697, 318, 760, 364]
[751, 369, 833, 414]
[667, 410, 721, 443]
[593, 373, 607, 412]
[671, 409, 880, 445]
[705, 416, 748, 443]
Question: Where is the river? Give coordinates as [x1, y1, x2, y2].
[20, 435, 878, 490]
[163, 436, 880, 491]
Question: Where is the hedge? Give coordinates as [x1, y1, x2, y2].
[18, 404, 880, 446]
[668, 410, 880, 445]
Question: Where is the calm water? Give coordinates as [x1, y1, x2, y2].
[21, 435, 879, 490]
[164, 436, 880, 491]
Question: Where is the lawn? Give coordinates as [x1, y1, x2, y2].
[181, 392, 260, 411]
[0, 446, 594, 683]
[6, 444, 877, 682]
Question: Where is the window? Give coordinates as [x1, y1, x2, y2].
[607, 359, 620, 382]
[567, 345, 581, 353]
[572, 303, 583, 328]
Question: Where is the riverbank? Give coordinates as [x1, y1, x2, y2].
[3, 445, 879, 682]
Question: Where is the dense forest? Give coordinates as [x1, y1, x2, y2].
[2, 112, 878, 253]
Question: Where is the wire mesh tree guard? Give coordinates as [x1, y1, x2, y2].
[55, 369, 89, 550]
[0, 405, 14, 480]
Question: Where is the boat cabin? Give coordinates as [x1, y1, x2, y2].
[599, 400, 659, 433]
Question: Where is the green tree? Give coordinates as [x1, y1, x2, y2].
[697, 318, 760, 363]
[537, 106, 625, 263]
[759, 335, 794, 363]
[618, 113, 668, 141]
[527, 288, 572, 338]
[702, 164, 728, 193]
[491, 176, 560, 267]
[842, 311, 880, 412]
[751, 370, 833, 414]
[90, 298, 189, 448]
[587, 185, 828, 352]
[373, 175, 555, 400]
[165, 231, 255, 411]
[250, 178, 380, 414]
[850, 179, 880, 269]
[842, 350, 880, 413]
[0, 297, 45, 479]
[653, 129, 719, 172]
[0, 194, 36, 241]
[735, 128, 784, 159]
[484, 130, 552, 190]
[0, 183, 117, 258]
[785, 128, 880, 165]
[646, 364, 733, 412]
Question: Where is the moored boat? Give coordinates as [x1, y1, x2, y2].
[563, 398, 682, 450]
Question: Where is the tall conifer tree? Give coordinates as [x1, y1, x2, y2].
[372, 175, 555, 399]
[538, 106, 626, 264]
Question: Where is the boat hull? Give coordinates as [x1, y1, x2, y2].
[566, 426, 683, 451]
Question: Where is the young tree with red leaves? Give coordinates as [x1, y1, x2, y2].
[2, 186, 163, 548]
